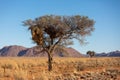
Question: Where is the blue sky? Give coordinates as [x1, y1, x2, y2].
[0, 0, 120, 54]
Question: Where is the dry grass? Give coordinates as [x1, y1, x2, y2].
[0, 57, 119, 80]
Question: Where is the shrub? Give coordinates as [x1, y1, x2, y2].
[13, 70, 28, 80]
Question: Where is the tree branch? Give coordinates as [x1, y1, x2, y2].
[49, 36, 63, 54]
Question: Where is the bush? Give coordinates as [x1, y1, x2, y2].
[76, 61, 85, 71]
[13, 70, 28, 80]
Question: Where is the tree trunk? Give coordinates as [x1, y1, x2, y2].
[48, 52, 53, 71]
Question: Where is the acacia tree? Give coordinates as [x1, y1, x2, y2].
[23, 15, 95, 71]
[86, 51, 95, 58]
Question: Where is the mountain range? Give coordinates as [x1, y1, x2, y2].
[0, 45, 84, 57]
[96, 50, 120, 57]
[0, 45, 120, 57]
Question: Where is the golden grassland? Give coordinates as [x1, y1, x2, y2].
[0, 57, 120, 80]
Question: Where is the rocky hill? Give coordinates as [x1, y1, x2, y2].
[0, 45, 26, 56]
[0, 45, 84, 57]
[96, 50, 120, 57]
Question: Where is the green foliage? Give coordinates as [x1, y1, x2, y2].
[86, 51, 95, 58]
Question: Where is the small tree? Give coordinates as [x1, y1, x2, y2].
[86, 51, 95, 58]
[23, 15, 95, 71]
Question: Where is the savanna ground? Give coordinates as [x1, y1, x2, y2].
[0, 57, 120, 80]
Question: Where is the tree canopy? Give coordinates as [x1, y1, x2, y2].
[24, 15, 94, 46]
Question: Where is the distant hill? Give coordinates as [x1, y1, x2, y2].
[0, 45, 26, 56]
[96, 50, 120, 57]
[0, 45, 84, 57]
